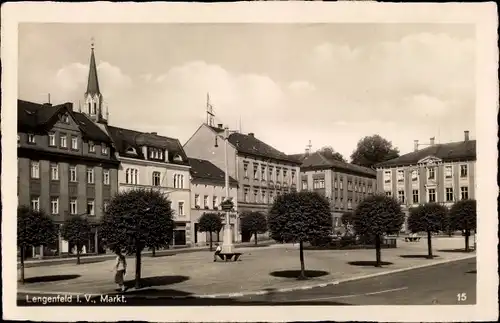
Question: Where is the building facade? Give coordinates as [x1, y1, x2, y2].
[183, 123, 301, 214]
[188, 158, 239, 245]
[375, 131, 476, 232]
[107, 126, 192, 245]
[17, 99, 119, 257]
[293, 151, 377, 228]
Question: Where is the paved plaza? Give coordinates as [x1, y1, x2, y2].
[18, 237, 475, 298]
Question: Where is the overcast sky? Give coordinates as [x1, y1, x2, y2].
[18, 23, 476, 160]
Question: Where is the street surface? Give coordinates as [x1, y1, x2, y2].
[18, 258, 476, 306]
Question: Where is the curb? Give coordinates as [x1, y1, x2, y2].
[18, 254, 475, 300]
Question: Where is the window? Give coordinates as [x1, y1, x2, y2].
[283, 170, 288, 180]
[103, 201, 109, 213]
[195, 194, 200, 207]
[203, 195, 209, 208]
[412, 190, 419, 204]
[460, 165, 468, 178]
[71, 136, 78, 150]
[70, 166, 77, 182]
[70, 199, 78, 215]
[102, 143, 108, 155]
[254, 190, 258, 203]
[398, 190, 405, 204]
[173, 174, 184, 188]
[446, 187, 454, 202]
[28, 133, 36, 144]
[87, 168, 94, 184]
[261, 166, 266, 180]
[49, 133, 56, 146]
[31, 196, 40, 211]
[89, 141, 96, 153]
[428, 188, 436, 202]
[269, 191, 274, 203]
[253, 164, 258, 180]
[302, 179, 308, 190]
[427, 167, 435, 180]
[268, 167, 273, 180]
[385, 191, 392, 197]
[87, 199, 95, 216]
[384, 171, 391, 183]
[347, 199, 352, 210]
[334, 180, 338, 189]
[61, 114, 69, 123]
[126, 168, 139, 185]
[152, 171, 161, 186]
[340, 198, 344, 209]
[291, 171, 296, 182]
[51, 197, 59, 215]
[244, 163, 249, 178]
[347, 181, 352, 191]
[445, 166, 453, 179]
[178, 202, 185, 216]
[460, 186, 469, 200]
[397, 170, 404, 182]
[50, 163, 59, 180]
[212, 196, 218, 208]
[411, 169, 419, 181]
[150, 148, 163, 160]
[92, 102, 97, 115]
[244, 189, 249, 203]
[60, 134, 67, 148]
[276, 168, 281, 180]
[339, 180, 343, 190]
[262, 190, 267, 204]
[30, 161, 40, 179]
[103, 169, 110, 185]
[320, 179, 325, 189]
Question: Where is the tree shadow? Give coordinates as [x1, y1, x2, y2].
[123, 288, 193, 297]
[79, 258, 108, 265]
[400, 255, 440, 259]
[437, 249, 475, 253]
[125, 275, 189, 289]
[269, 270, 329, 279]
[348, 261, 393, 267]
[466, 270, 477, 274]
[22, 274, 81, 284]
[149, 253, 175, 258]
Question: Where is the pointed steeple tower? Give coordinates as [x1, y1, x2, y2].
[84, 38, 106, 124]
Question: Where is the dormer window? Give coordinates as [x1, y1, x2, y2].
[126, 147, 137, 155]
[173, 154, 183, 162]
[101, 143, 108, 155]
[61, 114, 69, 124]
[28, 134, 36, 144]
[89, 141, 96, 153]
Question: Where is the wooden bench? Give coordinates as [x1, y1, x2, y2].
[405, 237, 421, 242]
[217, 253, 242, 262]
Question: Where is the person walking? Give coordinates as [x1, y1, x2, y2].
[213, 243, 222, 262]
[113, 251, 127, 292]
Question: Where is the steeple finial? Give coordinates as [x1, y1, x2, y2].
[91, 37, 95, 50]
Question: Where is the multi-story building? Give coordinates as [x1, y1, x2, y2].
[375, 131, 476, 232]
[291, 151, 377, 228]
[188, 158, 239, 245]
[107, 126, 192, 246]
[183, 122, 301, 216]
[17, 99, 119, 257]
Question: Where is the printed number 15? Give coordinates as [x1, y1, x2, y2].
[457, 293, 467, 301]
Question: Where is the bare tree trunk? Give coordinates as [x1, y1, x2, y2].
[299, 241, 306, 280]
[254, 232, 258, 245]
[20, 246, 25, 284]
[152, 247, 156, 257]
[427, 230, 433, 258]
[76, 245, 81, 265]
[135, 248, 142, 289]
[465, 229, 470, 252]
[209, 232, 213, 251]
[375, 235, 382, 267]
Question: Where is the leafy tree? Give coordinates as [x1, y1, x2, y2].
[340, 211, 355, 236]
[353, 194, 405, 267]
[147, 219, 175, 257]
[100, 188, 175, 289]
[240, 211, 268, 245]
[17, 206, 58, 284]
[318, 146, 346, 163]
[268, 191, 332, 279]
[198, 212, 223, 251]
[350, 135, 400, 168]
[60, 215, 93, 265]
[408, 203, 448, 258]
[448, 199, 476, 252]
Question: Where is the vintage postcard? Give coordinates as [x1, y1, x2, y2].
[1, 1, 498, 322]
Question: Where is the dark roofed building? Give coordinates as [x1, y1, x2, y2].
[189, 158, 238, 187]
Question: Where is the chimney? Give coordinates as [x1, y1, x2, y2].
[414, 140, 419, 152]
[217, 123, 223, 129]
[142, 146, 148, 160]
[43, 103, 52, 107]
[248, 132, 254, 137]
[150, 132, 157, 135]
[464, 130, 470, 141]
[430, 137, 435, 145]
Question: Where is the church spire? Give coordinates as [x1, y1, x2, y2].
[86, 38, 101, 96]
[83, 38, 106, 124]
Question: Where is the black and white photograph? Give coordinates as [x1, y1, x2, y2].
[1, 2, 498, 322]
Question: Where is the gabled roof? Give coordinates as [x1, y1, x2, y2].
[300, 151, 376, 177]
[375, 140, 477, 168]
[107, 125, 190, 166]
[189, 158, 238, 186]
[288, 153, 307, 163]
[17, 99, 112, 143]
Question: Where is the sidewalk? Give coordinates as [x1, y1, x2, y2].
[18, 237, 475, 298]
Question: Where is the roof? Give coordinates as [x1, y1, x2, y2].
[288, 153, 307, 163]
[300, 151, 376, 177]
[107, 125, 190, 166]
[375, 140, 477, 168]
[189, 158, 238, 186]
[86, 48, 101, 96]
[207, 126, 299, 164]
[17, 99, 112, 143]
